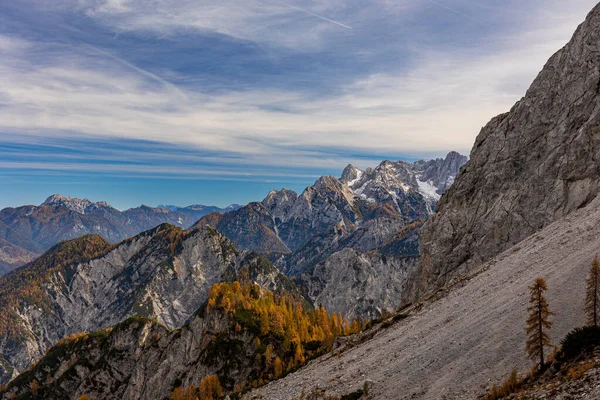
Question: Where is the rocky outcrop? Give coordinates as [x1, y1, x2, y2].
[193, 202, 290, 255]
[1, 312, 260, 400]
[301, 249, 417, 320]
[415, 3, 600, 298]
[0, 224, 296, 384]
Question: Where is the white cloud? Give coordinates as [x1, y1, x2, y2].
[0, 0, 598, 176]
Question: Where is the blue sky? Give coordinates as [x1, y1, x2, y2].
[0, 0, 597, 209]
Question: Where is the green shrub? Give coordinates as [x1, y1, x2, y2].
[560, 326, 600, 361]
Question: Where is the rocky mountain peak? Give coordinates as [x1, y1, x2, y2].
[340, 164, 363, 184]
[42, 194, 94, 214]
[262, 189, 299, 220]
[414, 2, 600, 299]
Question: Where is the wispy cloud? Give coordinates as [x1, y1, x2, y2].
[0, 0, 597, 188]
[78, 0, 356, 50]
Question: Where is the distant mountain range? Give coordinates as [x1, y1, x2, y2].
[192, 151, 466, 318]
[196, 151, 466, 273]
[0, 195, 241, 275]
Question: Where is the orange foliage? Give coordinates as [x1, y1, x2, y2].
[204, 282, 365, 391]
[0, 235, 113, 339]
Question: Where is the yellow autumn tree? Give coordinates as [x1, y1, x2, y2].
[199, 375, 223, 400]
[204, 281, 366, 391]
[525, 278, 554, 371]
[30, 380, 39, 396]
[274, 357, 283, 377]
[170, 386, 197, 400]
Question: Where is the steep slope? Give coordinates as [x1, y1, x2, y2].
[1, 283, 351, 400]
[0, 225, 296, 384]
[246, 195, 600, 400]
[416, 3, 600, 298]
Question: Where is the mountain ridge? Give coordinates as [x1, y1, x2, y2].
[0, 196, 241, 275]
[0, 223, 298, 384]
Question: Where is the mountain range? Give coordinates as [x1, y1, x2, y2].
[193, 152, 465, 318]
[3, 2, 599, 399]
[196, 152, 466, 276]
[0, 195, 241, 275]
[0, 152, 466, 386]
[5, 0, 599, 396]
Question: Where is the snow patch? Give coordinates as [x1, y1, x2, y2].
[347, 170, 363, 188]
[417, 179, 441, 201]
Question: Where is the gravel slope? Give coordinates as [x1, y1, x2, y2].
[246, 197, 600, 399]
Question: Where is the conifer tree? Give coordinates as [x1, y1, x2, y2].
[525, 278, 554, 371]
[274, 357, 283, 377]
[199, 375, 223, 400]
[585, 256, 600, 327]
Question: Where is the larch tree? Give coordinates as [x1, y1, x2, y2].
[585, 256, 600, 327]
[525, 278, 554, 371]
[199, 375, 223, 400]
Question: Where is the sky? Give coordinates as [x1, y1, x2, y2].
[0, 0, 597, 209]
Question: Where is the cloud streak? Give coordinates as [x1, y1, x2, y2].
[270, 0, 352, 29]
[426, 0, 482, 24]
[0, 0, 598, 183]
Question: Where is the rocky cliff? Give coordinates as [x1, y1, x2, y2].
[300, 249, 417, 320]
[415, 3, 600, 298]
[0, 224, 296, 384]
[0, 283, 343, 400]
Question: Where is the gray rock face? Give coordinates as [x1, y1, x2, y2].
[2, 312, 258, 400]
[415, 3, 600, 299]
[301, 249, 417, 320]
[262, 188, 299, 222]
[0, 224, 295, 384]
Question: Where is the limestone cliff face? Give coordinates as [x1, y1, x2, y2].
[415, 3, 600, 298]
[0, 225, 295, 384]
[301, 249, 417, 320]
